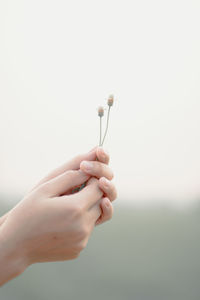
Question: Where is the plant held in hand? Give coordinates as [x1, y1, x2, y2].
[76, 95, 114, 193]
[98, 94, 114, 146]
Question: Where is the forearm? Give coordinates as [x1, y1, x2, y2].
[0, 212, 9, 226]
[0, 229, 28, 286]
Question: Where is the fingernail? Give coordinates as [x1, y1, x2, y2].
[81, 161, 93, 171]
[102, 177, 110, 188]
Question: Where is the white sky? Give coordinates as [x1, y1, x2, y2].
[0, 0, 200, 207]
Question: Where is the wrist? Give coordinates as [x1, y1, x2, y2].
[0, 228, 29, 286]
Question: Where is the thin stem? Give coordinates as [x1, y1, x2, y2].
[101, 106, 111, 146]
[99, 116, 102, 146]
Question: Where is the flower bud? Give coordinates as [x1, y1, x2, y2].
[98, 106, 104, 117]
[107, 94, 114, 107]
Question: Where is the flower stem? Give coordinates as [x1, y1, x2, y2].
[99, 116, 102, 146]
[101, 106, 111, 146]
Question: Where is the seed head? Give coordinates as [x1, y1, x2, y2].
[107, 94, 114, 107]
[98, 106, 104, 117]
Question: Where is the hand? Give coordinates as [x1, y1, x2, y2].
[0, 147, 117, 286]
[80, 147, 117, 225]
[0, 146, 117, 227]
[33, 146, 117, 224]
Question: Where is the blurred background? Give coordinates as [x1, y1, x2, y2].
[0, 0, 200, 299]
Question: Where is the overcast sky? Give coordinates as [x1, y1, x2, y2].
[0, 0, 200, 207]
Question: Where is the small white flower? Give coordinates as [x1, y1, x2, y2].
[107, 94, 114, 107]
[98, 106, 104, 117]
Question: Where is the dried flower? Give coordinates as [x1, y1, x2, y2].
[107, 94, 114, 107]
[98, 106, 104, 117]
[100, 94, 114, 146]
[74, 95, 115, 193]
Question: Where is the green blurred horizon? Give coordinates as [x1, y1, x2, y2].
[1, 196, 200, 300]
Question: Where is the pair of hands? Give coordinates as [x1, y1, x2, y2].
[0, 146, 117, 286]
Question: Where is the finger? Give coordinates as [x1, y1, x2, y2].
[87, 198, 102, 223]
[95, 198, 113, 226]
[80, 161, 114, 180]
[68, 177, 103, 210]
[96, 147, 110, 164]
[98, 177, 118, 202]
[36, 170, 90, 198]
[33, 147, 98, 190]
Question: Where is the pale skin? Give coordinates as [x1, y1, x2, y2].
[0, 146, 117, 286]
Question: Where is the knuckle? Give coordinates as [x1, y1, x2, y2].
[67, 202, 84, 219]
[75, 224, 89, 241]
[75, 231, 89, 252]
[76, 239, 88, 252]
[80, 226, 90, 239]
[73, 203, 84, 217]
